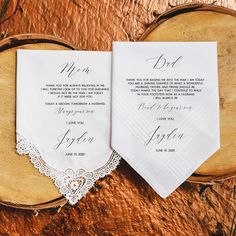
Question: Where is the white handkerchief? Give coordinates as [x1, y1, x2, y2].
[16, 50, 120, 205]
[112, 42, 220, 198]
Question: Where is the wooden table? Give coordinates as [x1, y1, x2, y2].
[0, 0, 235, 235]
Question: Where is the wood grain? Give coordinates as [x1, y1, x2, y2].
[0, 1, 235, 236]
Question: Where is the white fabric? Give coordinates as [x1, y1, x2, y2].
[111, 42, 220, 198]
[16, 50, 120, 205]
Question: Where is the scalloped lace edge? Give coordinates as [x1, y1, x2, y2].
[16, 133, 121, 205]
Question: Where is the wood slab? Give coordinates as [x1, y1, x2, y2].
[141, 4, 236, 183]
[0, 34, 75, 208]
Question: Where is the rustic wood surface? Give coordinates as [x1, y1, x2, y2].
[1, 5, 235, 208]
[0, 0, 236, 235]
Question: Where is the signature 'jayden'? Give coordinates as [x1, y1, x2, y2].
[144, 125, 184, 146]
[54, 129, 95, 150]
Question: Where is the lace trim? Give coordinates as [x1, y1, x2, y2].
[16, 133, 121, 205]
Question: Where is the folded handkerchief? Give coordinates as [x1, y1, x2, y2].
[111, 42, 220, 197]
[16, 50, 120, 204]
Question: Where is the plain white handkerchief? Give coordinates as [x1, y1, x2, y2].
[16, 50, 120, 204]
[112, 42, 220, 198]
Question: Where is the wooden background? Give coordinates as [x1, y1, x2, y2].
[0, 0, 236, 235]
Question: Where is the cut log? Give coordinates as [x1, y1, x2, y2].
[0, 34, 75, 208]
[141, 4, 236, 183]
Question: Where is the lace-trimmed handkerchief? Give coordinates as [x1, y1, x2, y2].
[16, 50, 120, 205]
[112, 42, 220, 198]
